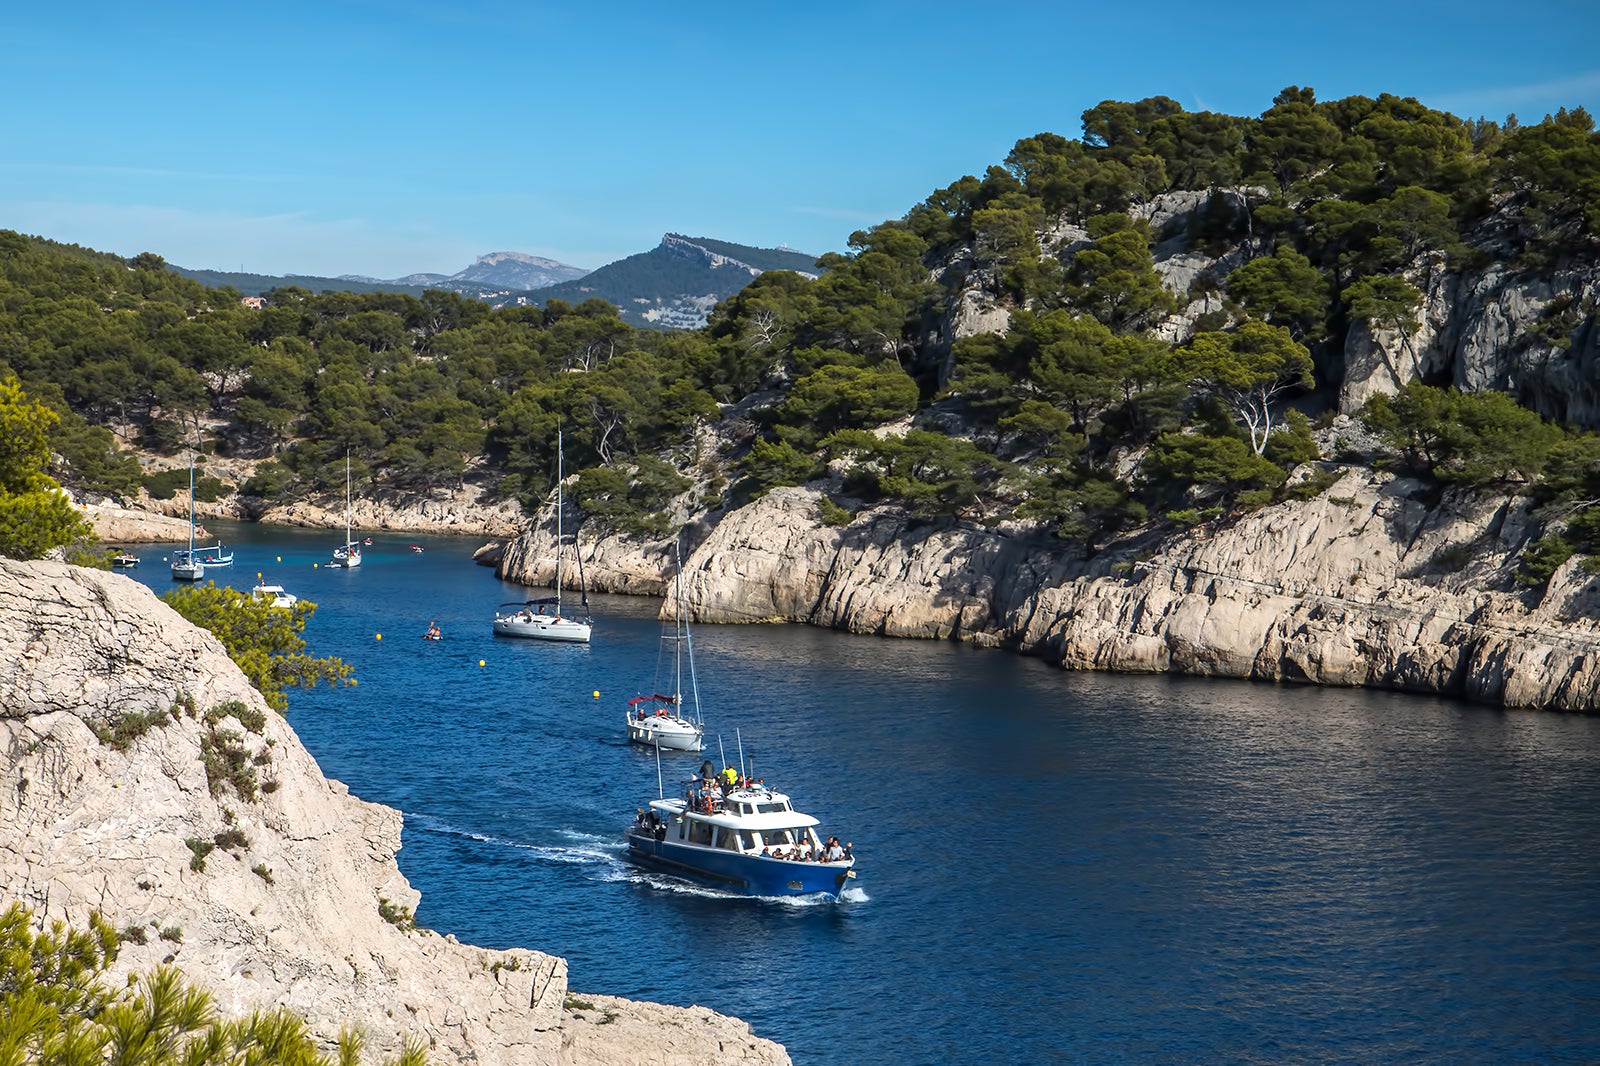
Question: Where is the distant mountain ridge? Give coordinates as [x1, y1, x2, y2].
[501, 234, 821, 328]
[340, 251, 590, 292]
[172, 236, 820, 328]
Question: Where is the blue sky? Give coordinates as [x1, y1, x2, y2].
[3, 1, 1597, 279]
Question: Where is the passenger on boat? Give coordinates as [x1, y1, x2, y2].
[843, 842, 853, 861]
[634, 808, 649, 830]
[825, 837, 844, 862]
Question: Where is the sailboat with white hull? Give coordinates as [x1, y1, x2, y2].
[171, 456, 232, 582]
[626, 549, 704, 751]
[493, 431, 591, 643]
[326, 452, 362, 569]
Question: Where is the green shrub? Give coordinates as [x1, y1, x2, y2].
[206, 699, 266, 734]
[213, 828, 249, 851]
[91, 708, 171, 752]
[199, 727, 258, 801]
[818, 496, 854, 526]
[185, 838, 215, 872]
[241, 460, 294, 500]
[1518, 533, 1575, 587]
[145, 468, 229, 501]
[378, 897, 416, 931]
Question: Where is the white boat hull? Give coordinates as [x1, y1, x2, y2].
[627, 714, 703, 751]
[493, 614, 591, 643]
[252, 585, 298, 608]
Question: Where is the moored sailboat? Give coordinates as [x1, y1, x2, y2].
[171, 457, 233, 581]
[493, 430, 590, 643]
[327, 452, 362, 569]
[626, 548, 703, 751]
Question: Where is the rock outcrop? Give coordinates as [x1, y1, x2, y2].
[511, 471, 1600, 713]
[0, 559, 788, 1065]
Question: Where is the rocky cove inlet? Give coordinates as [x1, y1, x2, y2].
[104, 524, 1600, 1063]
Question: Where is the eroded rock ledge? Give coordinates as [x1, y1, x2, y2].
[0, 559, 788, 1065]
[500, 469, 1600, 712]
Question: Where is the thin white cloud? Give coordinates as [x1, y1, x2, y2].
[0, 200, 481, 278]
[1428, 70, 1600, 118]
[790, 205, 895, 223]
[0, 162, 290, 184]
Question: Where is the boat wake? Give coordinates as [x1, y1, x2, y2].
[623, 870, 863, 907]
[406, 816, 866, 904]
[407, 817, 629, 875]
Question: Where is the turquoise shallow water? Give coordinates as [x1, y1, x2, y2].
[123, 523, 1600, 1064]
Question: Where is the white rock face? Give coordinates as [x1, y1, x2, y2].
[1339, 258, 1600, 424]
[625, 474, 1600, 712]
[0, 559, 788, 1066]
[78, 497, 195, 542]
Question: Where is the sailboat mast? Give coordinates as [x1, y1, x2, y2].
[672, 556, 684, 708]
[187, 456, 196, 553]
[555, 430, 563, 611]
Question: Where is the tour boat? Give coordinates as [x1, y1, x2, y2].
[626, 771, 857, 898]
[492, 430, 591, 643]
[251, 581, 298, 608]
[171, 458, 232, 582]
[326, 452, 362, 569]
[625, 548, 704, 751]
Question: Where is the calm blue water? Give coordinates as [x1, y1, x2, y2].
[122, 523, 1600, 1064]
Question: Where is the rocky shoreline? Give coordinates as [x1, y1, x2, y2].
[78, 485, 525, 544]
[82, 450, 1600, 715]
[0, 558, 788, 1065]
[497, 466, 1600, 713]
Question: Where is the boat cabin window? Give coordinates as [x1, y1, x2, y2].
[756, 801, 788, 814]
[713, 827, 758, 852]
[688, 819, 714, 846]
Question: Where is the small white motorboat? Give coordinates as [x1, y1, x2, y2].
[251, 581, 298, 609]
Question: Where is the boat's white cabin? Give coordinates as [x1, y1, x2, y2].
[646, 786, 845, 862]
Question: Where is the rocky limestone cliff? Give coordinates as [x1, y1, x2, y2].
[0, 559, 788, 1065]
[1344, 258, 1600, 424]
[497, 471, 1600, 712]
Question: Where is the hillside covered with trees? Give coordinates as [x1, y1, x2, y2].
[3, 87, 1600, 579]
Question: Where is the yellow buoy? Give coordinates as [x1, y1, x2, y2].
[479, 659, 486, 668]
[375, 633, 382, 641]
[593, 690, 600, 699]
[276, 556, 282, 562]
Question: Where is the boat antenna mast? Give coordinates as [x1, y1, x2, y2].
[554, 429, 562, 614]
[679, 537, 705, 730]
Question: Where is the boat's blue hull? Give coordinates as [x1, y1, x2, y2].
[625, 830, 854, 897]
